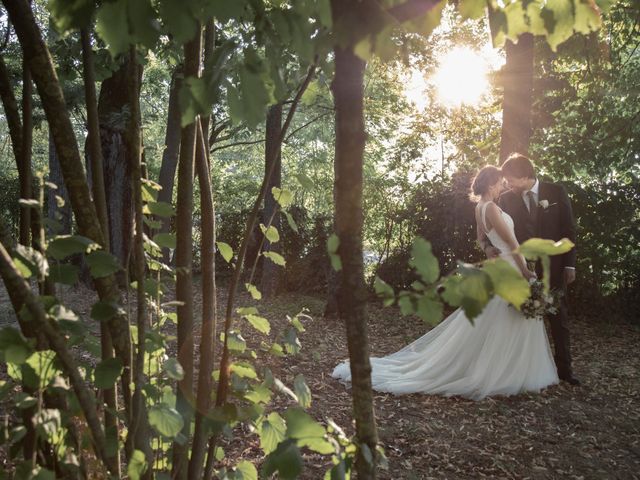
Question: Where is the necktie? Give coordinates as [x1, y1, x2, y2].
[527, 191, 538, 223]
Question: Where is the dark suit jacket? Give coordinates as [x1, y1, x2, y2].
[498, 181, 576, 288]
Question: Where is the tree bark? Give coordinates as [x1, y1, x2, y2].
[47, 132, 72, 235]
[172, 25, 201, 480]
[156, 66, 182, 263]
[189, 19, 216, 478]
[19, 55, 32, 246]
[331, 1, 379, 476]
[0, 54, 23, 177]
[499, 33, 534, 162]
[188, 119, 216, 480]
[97, 58, 136, 281]
[3, 0, 134, 433]
[80, 29, 118, 471]
[260, 103, 283, 298]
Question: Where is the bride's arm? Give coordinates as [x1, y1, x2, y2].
[485, 203, 534, 278]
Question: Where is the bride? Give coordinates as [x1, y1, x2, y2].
[332, 166, 559, 400]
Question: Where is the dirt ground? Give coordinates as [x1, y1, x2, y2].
[1, 280, 639, 479]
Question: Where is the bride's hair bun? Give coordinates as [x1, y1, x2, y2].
[470, 165, 502, 201]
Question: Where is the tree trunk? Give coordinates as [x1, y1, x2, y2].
[156, 66, 183, 263]
[19, 56, 32, 246]
[189, 119, 216, 480]
[190, 20, 216, 478]
[97, 58, 136, 280]
[172, 25, 201, 480]
[4, 0, 134, 435]
[499, 33, 534, 162]
[80, 29, 118, 472]
[260, 102, 283, 298]
[330, 1, 379, 476]
[47, 132, 72, 234]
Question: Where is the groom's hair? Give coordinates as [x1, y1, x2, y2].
[501, 153, 536, 179]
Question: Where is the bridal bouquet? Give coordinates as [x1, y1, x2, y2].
[521, 279, 561, 320]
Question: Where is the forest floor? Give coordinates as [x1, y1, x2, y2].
[0, 279, 639, 479]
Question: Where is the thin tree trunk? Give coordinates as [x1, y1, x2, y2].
[189, 20, 217, 478]
[172, 24, 202, 480]
[260, 103, 283, 298]
[499, 33, 534, 162]
[19, 55, 32, 246]
[124, 46, 153, 475]
[47, 132, 72, 234]
[331, 1, 379, 475]
[0, 54, 23, 180]
[156, 66, 182, 263]
[3, 0, 134, 433]
[188, 119, 217, 480]
[80, 31, 118, 467]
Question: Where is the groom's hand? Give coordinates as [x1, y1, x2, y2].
[564, 267, 576, 285]
[484, 245, 501, 259]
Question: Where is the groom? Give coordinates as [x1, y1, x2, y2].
[481, 153, 579, 385]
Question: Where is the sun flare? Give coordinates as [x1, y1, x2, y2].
[433, 46, 490, 107]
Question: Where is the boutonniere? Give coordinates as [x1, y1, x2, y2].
[538, 200, 557, 210]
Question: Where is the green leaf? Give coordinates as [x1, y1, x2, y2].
[0, 327, 32, 364]
[96, 0, 131, 56]
[13, 256, 32, 279]
[86, 251, 121, 278]
[217, 242, 234, 263]
[245, 283, 262, 300]
[164, 358, 184, 380]
[148, 405, 184, 438]
[15, 245, 48, 281]
[141, 179, 161, 202]
[483, 258, 531, 310]
[143, 201, 176, 218]
[415, 295, 443, 326]
[517, 238, 575, 258]
[284, 211, 299, 233]
[293, 374, 311, 408]
[271, 187, 293, 208]
[49, 264, 79, 285]
[409, 238, 439, 283]
[374, 277, 395, 306]
[91, 301, 123, 322]
[262, 439, 303, 479]
[327, 234, 342, 271]
[244, 383, 272, 404]
[244, 314, 271, 335]
[263, 251, 286, 266]
[457, 268, 493, 320]
[233, 461, 258, 480]
[295, 173, 315, 190]
[223, 331, 247, 353]
[153, 233, 176, 249]
[158, 0, 198, 43]
[26, 350, 61, 389]
[284, 407, 325, 439]
[231, 362, 257, 379]
[49, 0, 95, 32]
[127, 450, 148, 480]
[260, 224, 280, 243]
[127, 0, 159, 49]
[94, 358, 123, 389]
[258, 412, 287, 455]
[237, 306, 258, 315]
[458, 0, 487, 20]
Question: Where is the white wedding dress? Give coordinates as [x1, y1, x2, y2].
[332, 203, 559, 400]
